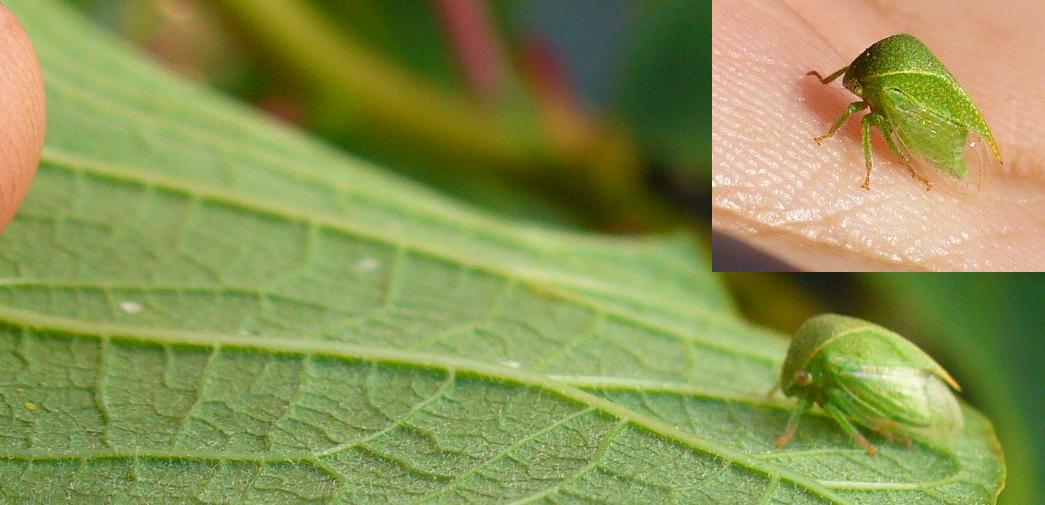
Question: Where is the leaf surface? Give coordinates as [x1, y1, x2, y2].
[0, 1, 1003, 503]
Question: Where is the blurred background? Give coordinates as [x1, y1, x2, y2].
[54, 1, 1037, 503]
[62, 0, 711, 233]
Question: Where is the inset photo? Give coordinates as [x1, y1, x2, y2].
[712, 0, 1045, 271]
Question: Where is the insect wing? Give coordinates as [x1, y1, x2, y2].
[881, 87, 995, 194]
[827, 361, 964, 438]
[829, 363, 934, 426]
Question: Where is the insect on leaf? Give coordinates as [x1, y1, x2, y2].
[806, 34, 1002, 192]
[774, 314, 974, 459]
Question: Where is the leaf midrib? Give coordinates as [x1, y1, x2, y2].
[0, 303, 846, 502]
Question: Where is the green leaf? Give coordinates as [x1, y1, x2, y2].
[0, 1, 1003, 503]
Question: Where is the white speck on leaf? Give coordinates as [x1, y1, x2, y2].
[119, 301, 142, 314]
[501, 360, 521, 369]
[354, 258, 380, 272]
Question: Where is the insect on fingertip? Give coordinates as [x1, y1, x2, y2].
[806, 34, 1000, 191]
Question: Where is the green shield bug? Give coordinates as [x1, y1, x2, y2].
[772, 314, 963, 456]
[806, 33, 1002, 191]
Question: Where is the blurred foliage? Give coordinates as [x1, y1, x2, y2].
[307, 1, 462, 92]
[728, 273, 1041, 505]
[277, 0, 585, 227]
[615, 0, 711, 198]
[720, 273, 823, 331]
[59, 0, 710, 233]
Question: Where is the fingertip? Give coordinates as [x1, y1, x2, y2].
[0, 3, 46, 234]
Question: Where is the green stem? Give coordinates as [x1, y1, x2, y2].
[208, 0, 685, 230]
[210, 0, 540, 165]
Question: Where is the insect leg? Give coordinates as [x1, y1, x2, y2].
[870, 422, 914, 448]
[814, 101, 867, 145]
[775, 396, 813, 448]
[862, 416, 916, 448]
[860, 113, 877, 190]
[823, 402, 878, 456]
[765, 381, 780, 399]
[806, 66, 848, 84]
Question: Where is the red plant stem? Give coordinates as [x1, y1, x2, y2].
[433, 0, 507, 103]
[521, 36, 583, 116]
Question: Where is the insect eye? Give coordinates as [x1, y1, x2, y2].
[793, 370, 813, 386]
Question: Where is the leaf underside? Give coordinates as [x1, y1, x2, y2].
[0, 1, 1004, 503]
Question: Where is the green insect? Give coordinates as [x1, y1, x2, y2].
[806, 33, 1002, 191]
[771, 314, 963, 456]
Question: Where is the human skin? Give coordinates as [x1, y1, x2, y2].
[0, 3, 45, 234]
[712, 0, 1045, 271]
